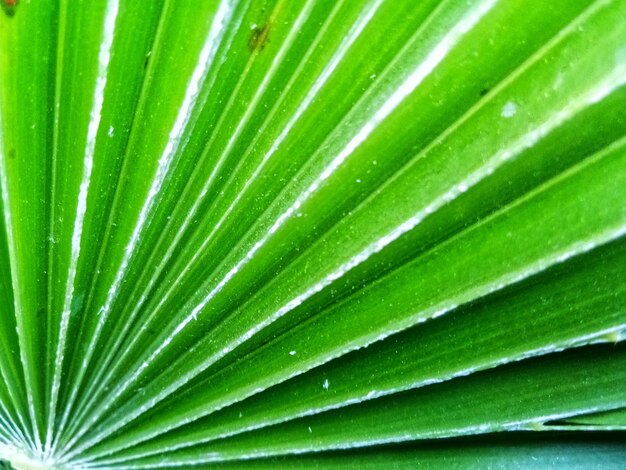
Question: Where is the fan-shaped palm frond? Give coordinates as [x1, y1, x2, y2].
[0, 0, 625, 468]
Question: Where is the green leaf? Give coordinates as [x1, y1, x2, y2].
[60, 0, 626, 450]
[91, 343, 626, 466]
[0, 0, 625, 467]
[77, 235, 626, 463]
[556, 408, 626, 428]
[0, 0, 58, 447]
[45, 0, 165, 454]
[162, 434, 626, 470]
[67, 128, 626, 461]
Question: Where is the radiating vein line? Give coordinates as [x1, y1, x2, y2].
[44, 0, 70, 457]
[0, 89, 43, 457]
[0, 382, 32, 452]
[0, 148, 36, 452]
[45, 0, 120, 460]
[0, 406, 29, 451]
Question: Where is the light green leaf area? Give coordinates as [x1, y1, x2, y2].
[0, 0, 625, 468]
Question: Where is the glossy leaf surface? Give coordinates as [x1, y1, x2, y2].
[0, 0, 625, 467]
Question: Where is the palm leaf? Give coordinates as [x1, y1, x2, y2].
[0, 0, 624, 467]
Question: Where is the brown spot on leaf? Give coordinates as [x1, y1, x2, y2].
[2, 0, 17, 17]
[7, 148, 16, 159]
[249, 23, 270, 52]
